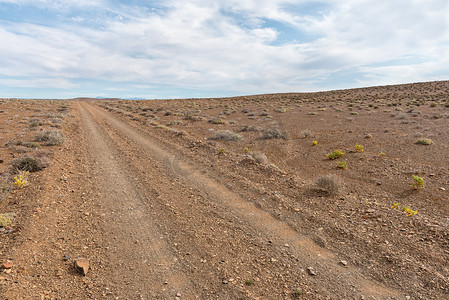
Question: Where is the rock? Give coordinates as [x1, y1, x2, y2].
[176, 292, 182, 297]
[74, 258, 89, 276]
[439, 187, 446, 191]
[306, 267, 316, 276]
[63, 255, 71, 262]
[2, 261, 13, 269]
[339, 260, 348, 266]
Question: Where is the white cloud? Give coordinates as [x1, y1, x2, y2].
[0, 0, 104, 9]
[0, 0, 448, 96]
[0, 77, 79, 89]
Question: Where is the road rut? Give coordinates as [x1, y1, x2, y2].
[76, 101, 400, 299]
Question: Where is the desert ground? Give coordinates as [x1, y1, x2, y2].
[0, 81, 448, 299]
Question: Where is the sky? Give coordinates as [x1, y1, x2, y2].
[0, 0, 448, 99]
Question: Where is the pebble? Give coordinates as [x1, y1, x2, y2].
[63, 255, 71, 262]
[176, 292, 181, 297]
[2, 261, 13, 269]
[74, 258, 89, 276]
[439, 187, 446, 191]
[339, 260, 348, 266]
[306, 267, 316, 276]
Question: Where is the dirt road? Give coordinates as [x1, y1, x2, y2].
[3, 101, 428, 299]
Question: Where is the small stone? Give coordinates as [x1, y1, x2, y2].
[63, 255, 71, 262]
[176, 292, 181, 297]
[306, 267, 316, 276]
[2, 261, 13, 269]
[222, 280, 228, 284]
[366, 209, 375, 213]
[74, 258, 89, 276]
[439, 187, 446, 191]
[339, 260, 348, 266]
[270, 258, 277, 262]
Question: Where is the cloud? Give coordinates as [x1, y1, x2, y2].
[0, 0, 104, 9]
[0, 77, 79, 89]
[0, 0, 448, 98]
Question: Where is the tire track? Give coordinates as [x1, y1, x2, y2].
[77, 103, 197, 299]
[81, 102, 400, 299]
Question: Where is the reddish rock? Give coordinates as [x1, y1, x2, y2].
[74, 258, 89, 276]
[2, 261, 13, 269]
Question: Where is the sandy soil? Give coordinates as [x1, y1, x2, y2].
[1, 81, 448, 299]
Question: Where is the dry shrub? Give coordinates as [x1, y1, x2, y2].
[35, 130, 65, 146]
[251, 152, 269, 165]
[315, 175, 339, 195]
[211, 130, 242, 141]
[301, 129, 312, 138]
[0, 178, 11, 203]
[240, 125, 261, 132]
[261, 128, 289, 140]
[11, 153, 51, 172]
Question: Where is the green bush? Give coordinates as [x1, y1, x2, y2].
[327, 150, 345, 160]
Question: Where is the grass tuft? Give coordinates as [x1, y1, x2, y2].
[415, 138, 433, 145]
[0, 213, 15, 228]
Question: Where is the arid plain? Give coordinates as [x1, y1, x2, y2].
[1, 81, 448, 299]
